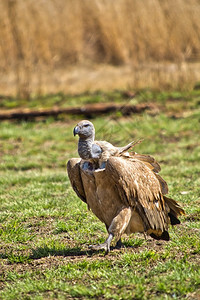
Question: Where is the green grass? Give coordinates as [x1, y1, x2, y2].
[0, 89, 200, 111]
[0, 90, 200, 299]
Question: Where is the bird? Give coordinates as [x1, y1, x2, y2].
[67, 120, 185, 253]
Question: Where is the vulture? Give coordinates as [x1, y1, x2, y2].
[67, 120, 185, 252]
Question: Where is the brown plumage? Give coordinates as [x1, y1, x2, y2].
[67, 121, 185, 252]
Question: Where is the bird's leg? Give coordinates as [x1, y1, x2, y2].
[143, 232, 147, 240]
[108, 206, 132, 240]
[89, 207, 132, 253]
[89, 233, 114, 253]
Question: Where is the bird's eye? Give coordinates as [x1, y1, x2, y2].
[84, 124, 90, 127]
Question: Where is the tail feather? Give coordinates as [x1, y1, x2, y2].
[164, 196, 185, 226]
[164, 196, 185, 217]
[150, 230, 170, 241]
[168, 213, 181, 225]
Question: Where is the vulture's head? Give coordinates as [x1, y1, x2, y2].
[73, 120, 95, 140]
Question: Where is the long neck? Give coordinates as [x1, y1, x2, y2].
[78, 136, 94, 159]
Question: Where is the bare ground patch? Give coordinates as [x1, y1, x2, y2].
[1, 222, 199, 277]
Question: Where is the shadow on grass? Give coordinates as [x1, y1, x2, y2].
[0, 246, 95, 263]
[30, 246, 96, 259]
[30, 239, 145, 259]
[0, 239, 145, 263]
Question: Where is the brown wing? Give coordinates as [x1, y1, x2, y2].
[105, 157, 169, 235]
[67, 158, 87, 203]
[132, 153, 161, 173]
[131, 153, 168, 194]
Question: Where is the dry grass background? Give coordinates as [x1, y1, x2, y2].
[0, 0, 200, 97]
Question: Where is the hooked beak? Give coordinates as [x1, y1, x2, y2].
[73, 126, 79, 136]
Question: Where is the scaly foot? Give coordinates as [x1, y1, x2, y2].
[89, 233, 114, 253]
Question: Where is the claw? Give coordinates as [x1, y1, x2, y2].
[89, 242, 110, 253]
[89, 233, 114, 253]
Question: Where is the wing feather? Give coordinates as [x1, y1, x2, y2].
[132, 153, 161, 173]
[129, 154, 168, 194]
[105, 157, 169, 232]
[67, 158, 87, 203]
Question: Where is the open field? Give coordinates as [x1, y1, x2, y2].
[0, 90, 200, 299]
[1, 0, 200, 96]
[1, 0, 200, 65]
[1, 62, 200, 98]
